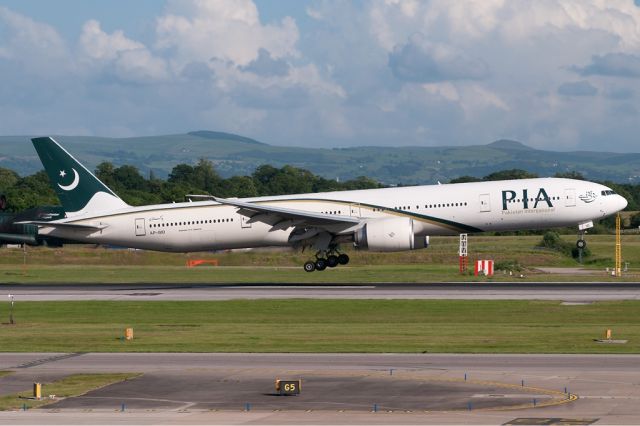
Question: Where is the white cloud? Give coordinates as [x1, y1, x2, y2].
[462, 84, 510, 112]
[388, 33, 489, 82]
[557, 80, 598, 97]
[156, 0, 299, 68]
[79, 20, 168, 82]
[80, 20, 145, 61]
[1, 1, 640, 152]
[368, 0, 640, 50]
[352, 0, 640, 149]
[422, 82, 460, 102]
[113, 48, 169, 82]
[497, 1, 640, 50]
[0, 6, 69, 72]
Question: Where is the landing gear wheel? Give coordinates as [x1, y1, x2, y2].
[576, 239, 587, 249]
[327, 255, 339, 268]
[303, 261, 316, 273]
[315, 258, 327, 271]
[338, 253, 350, 265]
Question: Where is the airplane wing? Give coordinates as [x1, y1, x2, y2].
[212, 196, 360, 227]
[15, 221, 108, 230]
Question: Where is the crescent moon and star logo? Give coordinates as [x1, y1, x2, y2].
[58, 168, 80, 191]
[578, 190, 597, 203]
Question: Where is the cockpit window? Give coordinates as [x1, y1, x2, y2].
[601, 190, 616, 196]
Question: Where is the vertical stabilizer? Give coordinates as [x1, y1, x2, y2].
[31, 137, 129, 216]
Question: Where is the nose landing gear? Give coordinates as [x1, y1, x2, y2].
[576, 230, 587, 264]
[303, 249, 350, 272]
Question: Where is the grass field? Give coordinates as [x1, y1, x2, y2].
[0, 300, 638, 353]
[0, 234, 639, 283]
[1, 263, 639, 283]
[0, 373, 140, 410]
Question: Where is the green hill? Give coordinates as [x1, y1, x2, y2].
[1, 132, 638, 184]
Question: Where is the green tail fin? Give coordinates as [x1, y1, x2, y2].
[31, 137, 129, 215]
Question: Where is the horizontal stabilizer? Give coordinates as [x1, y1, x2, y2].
[15, 221, 108, 230]
[0, 232, 39, 245]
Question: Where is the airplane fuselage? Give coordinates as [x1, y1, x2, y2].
[39, 177, 627, 252]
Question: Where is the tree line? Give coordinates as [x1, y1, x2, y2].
[0, 160, 381, 212]
[1, 163, 639, 228]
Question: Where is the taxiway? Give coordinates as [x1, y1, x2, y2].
[2, 282, 640, 301]
[0, 353, 638, 424]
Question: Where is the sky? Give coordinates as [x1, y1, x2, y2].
[1, 0, 640, 152]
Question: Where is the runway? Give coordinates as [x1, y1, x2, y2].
[0, 353, 637, 424]
[3, 282, 640, 301]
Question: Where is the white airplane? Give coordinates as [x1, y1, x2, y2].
[25, 137, 627, 272]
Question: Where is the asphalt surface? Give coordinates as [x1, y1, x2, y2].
[0, 353, 638, 424]
[1, 284, 638, 423]
[2, 282, 640, 301]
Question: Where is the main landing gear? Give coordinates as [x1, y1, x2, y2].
[303, 250, 349, 272]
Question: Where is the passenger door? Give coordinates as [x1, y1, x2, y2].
[135, 218, 146, 236]
[564, 189, 576, 207]
[479, 194, 491, 212]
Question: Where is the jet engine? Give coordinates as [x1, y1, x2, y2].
[354, 217, 429, 252]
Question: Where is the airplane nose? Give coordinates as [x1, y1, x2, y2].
[620, 195, 628, 211]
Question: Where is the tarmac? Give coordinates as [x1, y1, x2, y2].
[3, 282, 640, 301]
[0, 353, 638, 424]
[1, 284, 638, 424]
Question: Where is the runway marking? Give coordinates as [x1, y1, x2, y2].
[472, 394, 554, 399]
[505, 418, 598, 425]
[13, 353, 84, 369]
[68, 395, 191, 406]
[127, 292, 162, 296]
[428, 377, 578, 411]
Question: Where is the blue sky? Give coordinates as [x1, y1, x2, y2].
[1, 0, 640, 152]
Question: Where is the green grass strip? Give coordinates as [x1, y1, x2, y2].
[0, 373, 141, 411]
[2, 233, 640, 284]
[0, 300, 638, 353]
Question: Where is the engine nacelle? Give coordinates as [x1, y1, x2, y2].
[354, 217, 429, 252]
